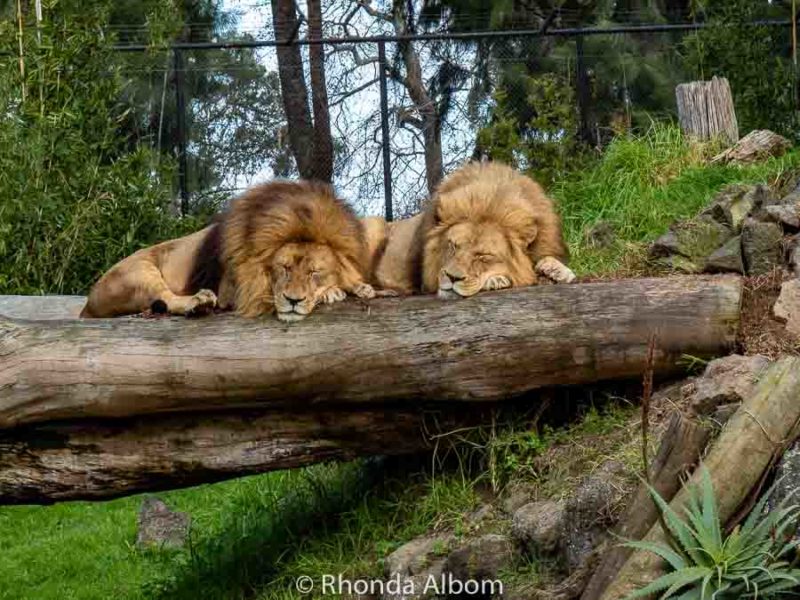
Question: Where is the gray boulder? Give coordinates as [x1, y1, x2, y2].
[442, 533, 514, 582]
[765, 204, 800, 229]
[705, 235, 745, 273]
[773, 278, 800, 339]
[742, 218, 784, 275]
[136, 497, 191, 549]
[560, 461, 627, 573]
[511, 500, 565, 554]
[383, 535, 452, 600]
[651, 216, 733, 273]
[701, 184, 765, 231]
[688, 354, 771, 416]
[501, 482, 536, 515]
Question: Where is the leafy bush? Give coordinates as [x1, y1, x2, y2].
[0, 1, 197, 295]
[624, 467, 800, 599]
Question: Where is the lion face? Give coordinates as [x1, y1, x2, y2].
[270, 243, 346, 322]
[434, 221, 535, 299]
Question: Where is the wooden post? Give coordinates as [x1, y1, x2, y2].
[676, 76, 739, 144]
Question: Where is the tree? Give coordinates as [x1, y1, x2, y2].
[271, 0, 334, 182]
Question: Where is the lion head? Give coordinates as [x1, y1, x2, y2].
[420, 162, 567, 299]
[222, 181, 370, 321]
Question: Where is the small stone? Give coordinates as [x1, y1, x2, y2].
[690, 354, 771, 415]
[765, 204, 800, 229]
[511, 500, 565, 554]
[773, 279, 800, 338]
[383, 535, 452, 600]
[584, 221, 616, 249]
[561, 461, 627, 573]
[742, 218, 784, 275]
[702, 184, 761, 231]
[136, 497, 191, 549]
[704, 235, 744, 273]
[790, 237, 800, 278]
[443, 534, 514, 581]
[650, 216, 734, 273]
[501, 482, 535, 514]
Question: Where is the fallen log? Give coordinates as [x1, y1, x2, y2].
[600, 356, 800, 599]
[0, 405, 483, 504]
[0, 276, 742, 428]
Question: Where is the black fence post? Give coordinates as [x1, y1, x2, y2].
[575, 35, 597, 147]
[377, 40, 393, 222]
[174, 48, 189, 216]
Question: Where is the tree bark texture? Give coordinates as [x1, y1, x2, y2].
[307, 0, 334, 182]
[0, 276, 741, 429]
[676, 76, 739, 144]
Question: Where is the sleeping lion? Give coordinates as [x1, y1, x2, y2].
[371, 161, 575, 297]
[81, 180, 380, 321]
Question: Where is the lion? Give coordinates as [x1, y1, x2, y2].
[80, 180, 379, 321]
[369, 161, 574, 298]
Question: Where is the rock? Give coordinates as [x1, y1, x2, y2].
[768, 442, 800, 543]
[501, 482, 536, 515]
[701, 184, 762, 231]
[383, 535, 452, 600]
[765, 204, 800, 229]
[584, 221, 615, 249]
[690, 354, 771, 415]
[561, 461, 627, 573]
[790, 236, 800, 278]
[742, 218, 784, 275]
[651, 216, 733, 273]
[704, 235, 744, 273]
[511, 500, 565, 554]
[773, 279, 800, 338]
[443, 533, 514, 582]
[136, 497, 191, 549]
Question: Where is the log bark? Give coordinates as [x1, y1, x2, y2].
[581, 412, 712, 600]
[0, 276, 742, 429]
[0, 405, 484, 504]
[711, 129, 792, 164]
[600, 356, 800, 600]
[676, 76, 739, 144]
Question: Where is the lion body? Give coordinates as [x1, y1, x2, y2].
[81, 180, 376, 320]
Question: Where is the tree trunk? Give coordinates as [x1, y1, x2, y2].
[307, 0, 333, 182]
[676, 76, 739, 144]
[600, 356, 800, 599]
[0, 405, 487, 503]
[391, 5, 443, 193]
[0, 276, 741, 429]
[270, 0, 316, 179]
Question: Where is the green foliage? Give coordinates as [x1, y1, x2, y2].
[0, 1, 197, 295]
[476, 72, 587, 186]
[683, 0, 798, 141]
[552, 123, 800, 275]
[624, 467, 800, 599]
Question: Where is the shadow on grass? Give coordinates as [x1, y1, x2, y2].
[141, 458, 390, 600]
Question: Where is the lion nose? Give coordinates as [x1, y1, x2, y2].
[446, 272, 465, 283]
[283, 293, 306, 306]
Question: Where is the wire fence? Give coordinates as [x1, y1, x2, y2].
[114, 19, 797, 221]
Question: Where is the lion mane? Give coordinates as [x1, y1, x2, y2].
[221, 180, 370, 317]
[418, 161, 568, 294]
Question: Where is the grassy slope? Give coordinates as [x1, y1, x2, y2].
[2, 124, 798, 600]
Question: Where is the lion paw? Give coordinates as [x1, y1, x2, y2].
[321, 286, 347, 304]
[535, 257, 576, 284]
[185, 289, 218, 317]
[352, 282, 376, 300]
[483, 275, 511, 291]
[373, 288, 400, 298]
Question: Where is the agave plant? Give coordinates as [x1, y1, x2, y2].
[624, 467, 800, 599]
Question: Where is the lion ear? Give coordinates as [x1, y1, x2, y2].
[523, 224, 539, 248]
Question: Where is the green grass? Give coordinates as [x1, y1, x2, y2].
[553, 124, 800, 275]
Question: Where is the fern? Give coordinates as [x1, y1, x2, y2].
[624, 466, 800, 599]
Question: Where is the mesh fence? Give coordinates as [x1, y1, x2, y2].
[115, 23, 794, 220]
